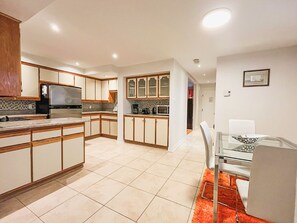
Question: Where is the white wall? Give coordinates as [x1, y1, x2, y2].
[215, 46, 297, 143]
[198, 83, 216, 125]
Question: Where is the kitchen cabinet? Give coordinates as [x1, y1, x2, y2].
[101, 120, 109, 135]
[134, 117, 144, 142]
[63, 133, 84, 169]
[137, 78, 147, 98]
[124, 115, 169, 148]
[144, 118, 156, 144]
[148, 76, 158, 98]
[156, 118, 168, 146]
[32, 138, 62, 181]
[75, 76, 86, 100]
[59, 72, 74, 86]
[91, 115, 100, 135]
[83, 116, 91, 137]
[110, 121, 118, 136]
[109, 79, 117, 91]
[127, 78, 137, 99]
[159, 75, 170, 98]
[40, 68, 59, 83]
[101, 80, 109, 101]
[0, 14, 21, 97]
[86, 78, 96, 100]
[95, 80, 102, 100]
[20, 64, 39, 99]
[101, 115, 118, 138]
[124, 116, 134, 141]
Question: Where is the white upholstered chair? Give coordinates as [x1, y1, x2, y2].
[200, 121, 250, 178]
[236, 145, 297, 223]
[229, 119, 255, 135]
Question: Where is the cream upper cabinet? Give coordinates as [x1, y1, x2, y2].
[95, 80, 102, 100]
[148, 76, 158, 98]
[124, 117, 134, 141]
[144, 118, 156, 144]
[59, 72, 74, 86]
[159, 75, 170, 97]
[74, 76, 86, 100]
[156, 119, 168, 146]
[109, 79, 117, 91]
[127, 78, 136, 99]
[85, 78, 96, 100]
[101, 80, 109, 101]
[21, 64, 39, 98]
[137, 78, 146, 98]
[134, 117, 144, 142]
[40, 68, 59, 83]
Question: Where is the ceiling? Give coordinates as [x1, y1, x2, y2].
[17, 0, 297, 83]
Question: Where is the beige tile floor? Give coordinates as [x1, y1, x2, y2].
[0, 130, 206, 223]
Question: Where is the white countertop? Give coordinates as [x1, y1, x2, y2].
[0, 118, 86, 132]
[0, 114, 47, 118]
[124, 113, 169, 118]
[82, 111, 117, 115]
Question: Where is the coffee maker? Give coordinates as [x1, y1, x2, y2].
[131, 104, 139, 114]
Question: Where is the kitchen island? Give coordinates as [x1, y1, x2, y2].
[0, 118, 86, 198]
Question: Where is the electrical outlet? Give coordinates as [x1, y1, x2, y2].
[89, 105, 92, 109]
[28, 104, 34, 110]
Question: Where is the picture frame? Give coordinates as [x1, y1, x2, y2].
[243, 69, 270, 87]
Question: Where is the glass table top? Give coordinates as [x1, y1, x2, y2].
[215, 132, 297, 162]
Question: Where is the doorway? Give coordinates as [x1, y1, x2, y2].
[200, 84, 216, 129]
[187, 80, 194, 134]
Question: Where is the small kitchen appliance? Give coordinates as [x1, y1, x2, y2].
[142, 108, 150, 114]
[132, 104, 139, 114]
[156, 105, 169, 115]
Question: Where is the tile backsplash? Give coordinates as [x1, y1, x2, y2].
[0, 100, 36, 115]
[82, 102, 102, 112]
[128, 99, 169, 113]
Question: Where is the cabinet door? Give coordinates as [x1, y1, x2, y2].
[145, 118, 156, 144]
[85, 121, 91, 137]
[134, 117, 144, 142]
[101, 120, 110, 135]
[40, 68, 59, 83]
[101, 80, 109, 101]
[109, 79, 117, 91]
[59, 72, 74, 86]
[110, 121, 118, 137]
[74, 76, 86, 100]
[127, 78, 136, 99]
[0, 147, 31, 194]
[32, 139, 62, 181]
[91, 119, 100, 135]
[21, 64, 39, 98]
[148, 76, 158, 98]
[159, 75, 170, 97]
[137, 78, 147, 98]
[156, 119, 168, 146]
[63, 134, 84, 169]
[95, 80, 102, 100]
[86, 78, 96, 100]
[124, 117, 134, 141]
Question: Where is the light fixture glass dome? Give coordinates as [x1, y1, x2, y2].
[202, 8, 231, 28]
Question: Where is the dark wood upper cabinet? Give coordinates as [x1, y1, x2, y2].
[0, 14, 21, 97]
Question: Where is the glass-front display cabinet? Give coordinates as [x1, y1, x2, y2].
[137, 77, 147, 98]
[159, 75, 170, 97]
[127, 78, 136, 98]
[148, 76, 158, 98]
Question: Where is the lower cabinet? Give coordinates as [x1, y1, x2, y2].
[101, 115, 118, 138]
[32, 138, 62, 181]
[0, 146, 31, 194]
[85, 119, 91, 137]
[124, 115, 169, 147]
[63, 133, 84, 169]
[101, 120, 110, 135]
[91, 119, 100, 135]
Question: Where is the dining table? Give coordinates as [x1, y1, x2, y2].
[213, 132, 297, 222]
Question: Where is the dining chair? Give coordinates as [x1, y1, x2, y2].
[229, 119, 255, 135]
[236, 145, 297, 223]
[200, 121, 250, 178]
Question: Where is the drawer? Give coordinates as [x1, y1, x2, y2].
[32, 128, 61, 141]
[0, 132, 31, 148]
[63, 124, 84, 136]
[91, 115, 100, 120]
[101, 115, 117, 120]
[82, 115, 91, 121]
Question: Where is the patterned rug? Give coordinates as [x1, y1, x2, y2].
[192, 169, 271, 223]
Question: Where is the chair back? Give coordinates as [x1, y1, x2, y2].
[229, 119, 255, 135]
[200, 121, 213, 169]
[247, 145, 297, 223]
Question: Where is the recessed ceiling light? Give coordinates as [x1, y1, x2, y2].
[50, 23, 60, 32]
[112, 53, 118, 59]
[75, 62, 80, 66]
[198, 64, 201, 68]
[202, 8, 231, 28]
[207, 80, 210, 83]
[202, 73, 206, 76]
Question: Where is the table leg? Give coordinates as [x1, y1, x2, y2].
[213, 156, 219, 222]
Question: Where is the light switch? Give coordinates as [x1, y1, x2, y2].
[224, 90, 231, 97]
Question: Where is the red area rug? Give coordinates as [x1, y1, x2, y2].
[192, 169, 271, 223]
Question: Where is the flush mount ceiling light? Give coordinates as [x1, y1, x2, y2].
[50, 23, 60, 32]
[202, 8, 231, 28]
[193, 58, 201, 67]
[112, 53, 118, 59]
[75, 62, 80, 66]
[202, 73, 206, 76]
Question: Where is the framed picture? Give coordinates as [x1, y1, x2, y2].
[243, 69, 270, 87]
